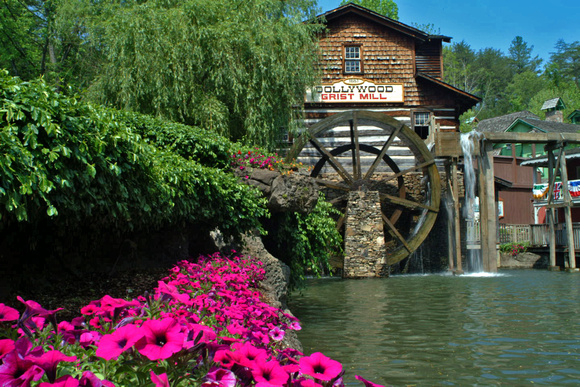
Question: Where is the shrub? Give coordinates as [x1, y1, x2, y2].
[0, 70, 267, 238]
[499, 242, 530, 256]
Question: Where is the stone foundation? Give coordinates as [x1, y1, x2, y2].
[343, 190, 386, 278]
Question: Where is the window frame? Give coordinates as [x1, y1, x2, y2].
[412, 110, 431, 140]
[343, 44, 363, 75]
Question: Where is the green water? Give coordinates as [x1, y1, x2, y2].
[288, 270, 580, 386]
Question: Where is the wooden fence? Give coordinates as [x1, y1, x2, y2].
[466, 221, 580, 247]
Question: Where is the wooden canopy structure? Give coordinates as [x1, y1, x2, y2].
[436, 131, 580, 272]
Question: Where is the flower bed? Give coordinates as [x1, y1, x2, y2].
[0, 252, 381, 387]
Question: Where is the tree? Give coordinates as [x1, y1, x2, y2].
[79, 0, 323, 150]
[505, 71, 548, 112]
[339, 0, 398, 19]
[443, 41, 481, 94]
[508, 36, 542, 75]
[544, 39, 580, 88]
[0, 0, 102, 89]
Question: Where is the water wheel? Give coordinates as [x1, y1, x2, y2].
[286, 110, 441, 266]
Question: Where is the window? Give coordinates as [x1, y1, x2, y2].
[344, 46, 362, 74]
[413, 112, 430, 139]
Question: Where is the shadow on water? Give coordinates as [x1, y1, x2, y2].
[289, 270, 580, 386]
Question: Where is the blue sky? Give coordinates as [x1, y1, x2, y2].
[316, 0, 580, 66]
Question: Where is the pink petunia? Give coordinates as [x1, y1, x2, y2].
[231, 341, 268, 368]
[298, 352, 342, 381]
[31, 350, 77, 383]
[0, 351, 45, 386]
[202, 366, 236, 387]
[251, 359, 289, 386]
[354, 375, 385, 387]
[150, 370, 170, 387]
[136, 318, 185, 361]
[79, 371, 115, 387]
[39, 374, 80, 387]
[0, 339, 15, 360]
[96, 324, 142, 360]
[269, 326, 285, 341]
[0, 303, 19, 322]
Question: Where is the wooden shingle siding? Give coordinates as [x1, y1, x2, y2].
[416, 41, 443, 79]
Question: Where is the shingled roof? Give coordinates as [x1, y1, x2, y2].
[476, 111, 539, 133]
[541, 97, 566, 111]
[510, 117, 580, 134]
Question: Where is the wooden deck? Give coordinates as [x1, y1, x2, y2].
[466, 220, 580, 249]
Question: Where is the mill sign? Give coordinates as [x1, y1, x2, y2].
[305, 78, 404, 103]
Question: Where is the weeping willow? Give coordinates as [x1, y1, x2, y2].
[83, 0, 324, 149]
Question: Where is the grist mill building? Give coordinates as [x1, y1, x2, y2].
[302, 3, 479, 144]
[288, 4, 481, 276]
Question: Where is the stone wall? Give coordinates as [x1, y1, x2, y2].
[343, 190, 387, 278]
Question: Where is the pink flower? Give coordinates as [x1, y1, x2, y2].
[202, 366, 236, 387]
[96, 323, 142, 360]
[150, 370, 170, 387]
[299, 352, 342, 381]
[136, 318, 185, 360]
[231, 342, 268, 368]
[0, 339, 15, 360]
[31, 350, 77, 383]
[0, 303, 19, 322]
[251, 359, 289, 386]
[0, 351, 45, 386]
[39, 374, 80, 387]
[355, 375, 385, 387]
[269, 326, 285, 341]
[79, 371, 115, 387]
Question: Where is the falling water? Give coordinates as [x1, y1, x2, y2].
[460, 131, 483, 272]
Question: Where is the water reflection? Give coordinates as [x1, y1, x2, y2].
[289, 270, 580, 386]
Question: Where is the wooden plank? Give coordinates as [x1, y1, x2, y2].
[363, 123, 403, 180]
[309, 137, 354, 184]
[379, 193, 438, 212]
[478, 141, 498, 272]
[382, 213, 413, 253]
[482, 132, 580, 144]
[560, 147, 576, 268]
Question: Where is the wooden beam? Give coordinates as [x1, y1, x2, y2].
[547, 150, 557, 268]
[452, 158, 463, 273]
[309, 137, 354, 185]
[478, 140, 498, 272]
[482, 132, 580, 144]
[559, 147, 576, 269]
[379, 193, 438, 212]
[363, 124, 403, 180]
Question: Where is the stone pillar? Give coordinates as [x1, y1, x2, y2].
[343, 190, 386, 278]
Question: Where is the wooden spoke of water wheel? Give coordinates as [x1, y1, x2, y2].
[286, 110, 441, 266]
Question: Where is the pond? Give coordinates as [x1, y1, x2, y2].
[289, 270, 580, 386]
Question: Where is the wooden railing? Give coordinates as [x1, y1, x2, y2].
[466, 221, 580, 247]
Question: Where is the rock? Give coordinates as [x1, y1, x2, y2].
[500, 251, 548, 269]
[268, 174, 319, 214]
[240, 231, 303, 352]
[234, 167, 319, 213]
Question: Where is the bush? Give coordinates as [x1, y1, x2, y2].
[265, 194, 343, 289]
[0, 70, 268, 238]
[499, 242, 530, 256]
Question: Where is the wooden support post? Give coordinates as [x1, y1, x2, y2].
[478, 140, 498, 272]
[547, 149, 557, 269]
[559, 146, 577, 270]
[445, 162, 455, 272]
[452, 158, 463, 274]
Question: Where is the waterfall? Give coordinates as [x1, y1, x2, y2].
[460, 131, 484, 272]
